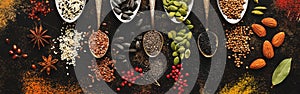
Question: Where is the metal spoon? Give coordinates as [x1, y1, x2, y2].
[142, 0, 164, 58]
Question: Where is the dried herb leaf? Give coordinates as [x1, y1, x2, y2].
[272, 58, 292, 86]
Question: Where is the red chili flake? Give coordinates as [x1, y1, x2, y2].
[28, 0, 52, 20]
[275, 0, 300, 21]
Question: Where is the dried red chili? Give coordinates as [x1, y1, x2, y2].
[275, 0, 300, 21]
[28, 0, 52, 20]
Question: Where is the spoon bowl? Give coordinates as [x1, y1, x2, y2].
[55, 0, 86, 23]
[110, 0, 141, 23]
[217, 0, 248, 24]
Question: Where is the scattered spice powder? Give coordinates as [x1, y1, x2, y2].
[275, 0, 300, 21]
[225, 26, 253, 67]
[22, 71, 82, 93]
[219, 74, 258, 94]
[0, 0, 19, 29]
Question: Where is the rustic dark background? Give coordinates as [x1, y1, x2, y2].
[0, 0, 299, 93]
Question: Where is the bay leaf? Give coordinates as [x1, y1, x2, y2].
[272, 58, 292, 86]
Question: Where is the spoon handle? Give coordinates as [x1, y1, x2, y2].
[149, 0, 155, 29]
[96, 0, 102, 28]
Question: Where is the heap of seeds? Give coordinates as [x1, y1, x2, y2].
[88, 30, 109, 58]
[142, 30, 163, 57]
[88, 58, 116, 82]
[0, 0, 19, 29]
[225, 26, 253, 67]
[57, 26, 83, 66]
[219, 0, 245, 19]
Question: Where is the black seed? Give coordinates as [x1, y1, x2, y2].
[114, 8, 122, 15]
[121, 14, 130, 20]
[124, 10, 133, 16]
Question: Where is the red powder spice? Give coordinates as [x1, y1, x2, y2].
[275, 0, 300, 21]
[28, 0, 52, 20]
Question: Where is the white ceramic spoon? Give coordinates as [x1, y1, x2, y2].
[163, 0, 194, 23]
[110, 0, 141, 23]
[55, 0, 86, 23]
[217, 0, 248, 24]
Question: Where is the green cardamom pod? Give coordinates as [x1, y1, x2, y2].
[254, 0, 259, 3]
[185, 41, 190, 48]
[178, 46, 185, 53]
[168, 32, 173, 39]
[180, 53, 185, 60]
[185, 19, 191, 25]
[175, 37, 184, 41]
[187, 25, 194, 30]
[187, 32, 193, 40]
[175, 12, 182, 17]
[173, 1, 182, 7]
[171, 41, 176, 50]
[252, 10, 264, 15]
[254, 6, 267, 10]
[174, 56, 180, 65]
[172, 51, 178, 57]
[168, 5, 178, 11]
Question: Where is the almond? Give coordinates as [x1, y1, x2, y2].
[272, 32, 285, 47]
[261, 17, 277, 28]
[263, 40, 274, 59]
[252, 24, 266, 37]
[250, 58, 266, 69]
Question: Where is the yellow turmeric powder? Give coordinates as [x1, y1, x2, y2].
[219, 74, 258, 94]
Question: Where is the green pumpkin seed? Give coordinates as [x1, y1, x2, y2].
[174, 1, 182, 7]
[180, 53, 185, 59]
[185, 41, 190, 48]
[171, 41, 176, 50]
[272, 58, 292, 87]
[185, 19, 191, 25]
[187, 25, 194, 30]
[175, 37, 184, 41]
[177, 16, 185, 22]
[178, 46, 185, 53]
[177, 32, 185, 37]
[168, 5, 178, 11]
[179, 39, 187, 46]
[181, 3, 188, 10]
[179, 29, 186, 33]
[254, 6, 267, 10]
[187, 32, 192, 40]
[168, 32, 173, 39]
[174, 56, 180, 65]
[163, 0, 169, 6]
[175, 12, 181, 17]
[178, 8, 187, 16]
[252, 10, 264, 15]
[169, 12, 176, 17]
[172, 51, 178, 57]
[185, 49, 191, 58]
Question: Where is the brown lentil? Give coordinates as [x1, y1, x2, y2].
[225, 26, 253, 67]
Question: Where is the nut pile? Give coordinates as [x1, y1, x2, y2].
[89, 58, 116, 82]
[112, 0, 139, 20]
[163, 0, 190, 22]
[142, 30, 163, 57]
[219, 0, 245, 19]
[225, 26, 253, 67]
[57, 0, 85, 20]
[249, 17, 285, 69]
[57, 26, 83, 66]
[88, 30, 109, 58]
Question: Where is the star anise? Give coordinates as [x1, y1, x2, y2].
[38, 55, 58, 75]
[27, 24, 51, 50]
